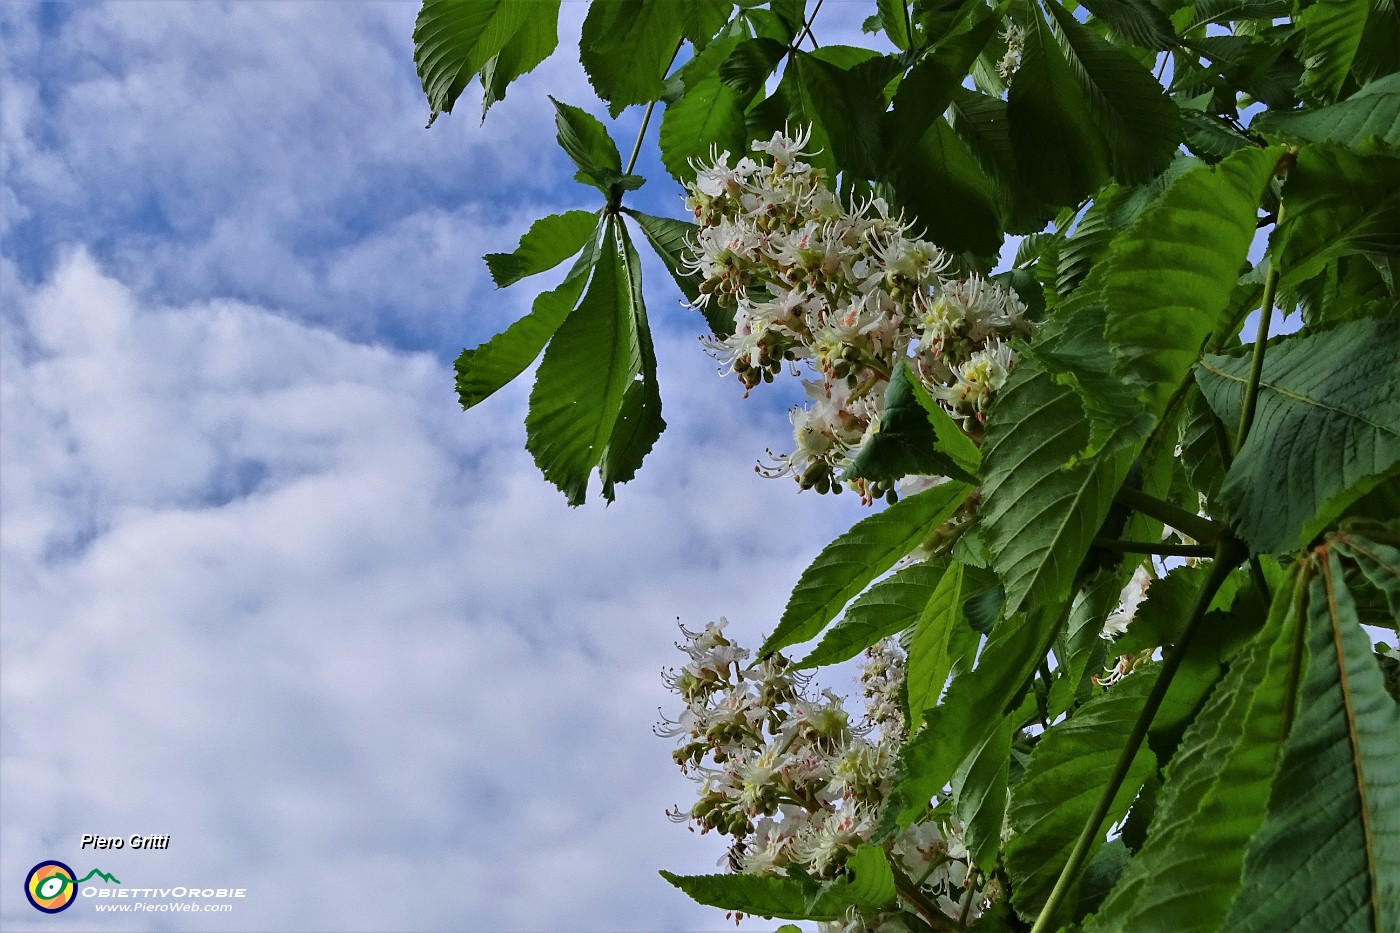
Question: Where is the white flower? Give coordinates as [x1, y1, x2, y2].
[1101, 564, 1153, 639]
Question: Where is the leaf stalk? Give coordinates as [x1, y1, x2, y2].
[1029, 536, 1245, 933]
[1114, 485, 1221, 544]
[1092, 537, 1215, 558]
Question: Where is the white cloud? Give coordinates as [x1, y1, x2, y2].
[0, 251, 864, 930]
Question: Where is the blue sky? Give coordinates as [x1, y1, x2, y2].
[0, 3, 889, 930]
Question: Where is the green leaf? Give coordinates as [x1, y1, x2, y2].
[845, 363, 978, 485]
[525, 217, 654, 505]
[1253, 72, 1400, 148]
[906, 560, 965, 721]
[883, 15, 998, 158]
[889, 600, 1067, 830]
[659, 871, 845, 921]
[1224, 549, 1400, 931]
[1007, 9, 1112, 206]
[1102, 146, 1283, 417]
[477, 1, 562, 118]
[826, 845, 898, 908]
[1180, 110, 1257, 163]
[954, 715, 1013, 870]
[413, 0, 552, 125]
[797, 560, 949, 669]
[1196, 316, 1400, 554]
[598, 223, 665, 501]
[718, 36, 788, 98]
[1334, 529, 1400, 620]
[1111, 564, 1206, 656]
[1047, 570, 1121, 718]
[549, 97, 624, 194]
[1084, 566, 1307, 933]
[660, 71, 748, 184]
[456, 223, 602, 409]
[1005, 668, 1159, 922]
[623, 209, 736, 338]
[680, 0, 735, 48]
[891, 117, 1004, 254]
[1297, 0, 1371, 103]
[789, 50, 895, 181]
[980, 356, 1141, 616]
[876, 0, 913, 49]
[1077, 0, 1175, 49]
[947, 88, 1060, 234]
[1274, 145, 1400, 301]
[1044, 0, 1181, 184]
[579, 0, 685, 116]
[761, 482, 971, 654]
[484, 210, 599, 289]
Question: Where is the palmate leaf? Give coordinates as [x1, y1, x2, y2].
[456, 222, 601, 410]
[1102, 145, 1283, 417]
[979, 355, 1141, 617]
[1253, 72, 1400, 148]
[1077, 0, 1176, 49]
[1274, 145, 1400, 301]
[621, 209, 736, 338]
[796, 560, 949, 669]
[1007, 9, 1111, 206]
[954, 715, 1013, 870]
[892, 117, 1004, 255]
[578, 0, 686, 116]
[524, 217, 661, 505]
[1196, 316, 1400, 554]
[1044, 0, 1181, 184]
[413, 0, 558, 125]
[946, 88, 1060, 234]
[1005, 667, 1159, 923]
[760, 482, 971, 655]
[659, 72, 748, 185]
[484, 210, 599, 289]
[1224, 548, 1400, 931]
[1083, 566, 1307, 933]
[1297, 0, 1371, 102]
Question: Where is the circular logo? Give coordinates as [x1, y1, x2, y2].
[25, 861, 78, 913]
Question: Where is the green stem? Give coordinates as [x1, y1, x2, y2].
[1029, 537, 1245, 933]
[1092, 537, 1215, 558]
[1234, 201, 1285, 455]
[1114, 486, 1221, 544]
[622, 41, 683, 177]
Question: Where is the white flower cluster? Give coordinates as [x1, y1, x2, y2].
[684, 128, 1031, 499]
[660, 620, 986, 927]
[1095, 564, 1156, 686]
[997, 25, 1027, 79]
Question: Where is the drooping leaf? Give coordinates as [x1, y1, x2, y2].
[1296, 0, 1371, 103]
[1102, 145, 1283, 417]
[659, 871, 845, 921]
[456, 223, 602, 410]
[883, 15, 998, 158]
[1047, 569, 1121, 718]
[888, 601, 1068, 830]
[1253, 72, 1400, 148]
[414, 0, 554, 125]
[906, 560, 965, 721]
[623, 209, 735, 338]
[1084, 565, 1307, 933]
[1224, 548, 1400, 931]
[680, 0, 735, 49]
[891, 117, 1004, 254]
[579, 0, 686, 116]
[525, 218, 650, 505]
[598, 224, 665, 501]
[1005, 668, 1159, 922]
[718, 36, 789, 99]
[484, 210, 600, 289]
[1334, 528, 1400, 620]
[1196, 316, 1400, 554]
[980, 355, 1142, 616]
[1078, 0, 1175, 49]
[797, 560, 949, 669]
[761, 482, 971, 654]
[1007, 9, 1112, 206]
[954, 715, 1013, 870]
[1274, 145, 1400, 304]
[1044, 0, 1181, 184]
[477, 1, 563, 117]
[825, 845, 898, 909]
[947, 88, 1060, 234]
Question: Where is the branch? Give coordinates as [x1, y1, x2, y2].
[1234, 200, 1286, 454]
[891, 861, 958, 932]
[1029, 536, 1245, 933]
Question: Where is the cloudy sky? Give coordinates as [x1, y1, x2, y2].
[0, 3, 885, 930]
